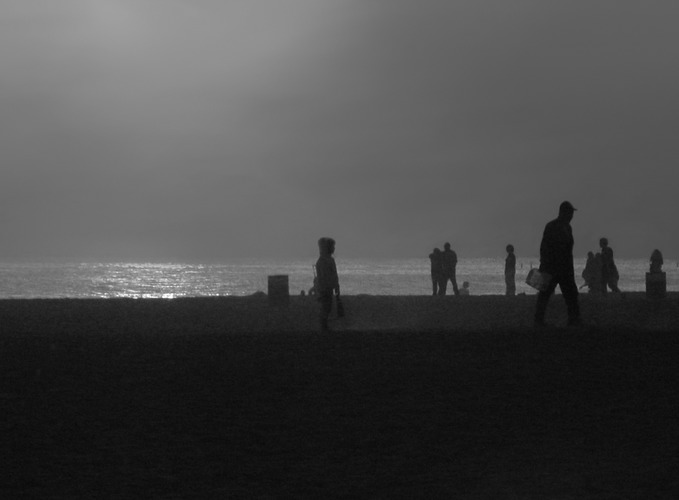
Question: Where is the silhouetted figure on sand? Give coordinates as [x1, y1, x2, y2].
[599, 237, 621, 293]
[534, 201, 582, 327]
[440, 242, 459, 296]
[315, 237, 340, 332]
[429, 248, 444, 296]
[650, 249, 663, 274]
[459, 281, 470, 295]
[505, 244, 516, 296]
[646, 248, 666, 299]
[581, 251, 603, 293]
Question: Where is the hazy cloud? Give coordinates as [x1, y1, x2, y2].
[2, 1, 679, 260]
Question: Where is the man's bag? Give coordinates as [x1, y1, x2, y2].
[526, 268, 552, 292]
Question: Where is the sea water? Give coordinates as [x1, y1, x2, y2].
[0, 258, 675, 299]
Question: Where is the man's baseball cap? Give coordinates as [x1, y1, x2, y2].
[559, 201, 577, 213]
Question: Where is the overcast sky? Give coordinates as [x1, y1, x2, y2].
[2, 1, 678, 261]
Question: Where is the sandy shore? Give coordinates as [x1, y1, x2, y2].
[2, 294, 679, 497]
[2, 291, 679, 336]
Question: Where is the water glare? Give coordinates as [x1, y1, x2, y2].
[0, 258, 675, 299]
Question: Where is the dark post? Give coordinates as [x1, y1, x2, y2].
[645, 272, 666, 299]
[268, 275, 290, 306]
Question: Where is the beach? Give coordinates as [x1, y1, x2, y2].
[2, 294, 679, 497]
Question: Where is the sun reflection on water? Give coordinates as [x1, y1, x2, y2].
[0, 258, 674, 299]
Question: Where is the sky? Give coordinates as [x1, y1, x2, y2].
[2, 0, 678, 261]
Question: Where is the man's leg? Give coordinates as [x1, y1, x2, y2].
[560, 277, 581, 325]
[534, 280, 558, 325]
[601, 272, 609, 294]
[452, 274, 459, 296]
[505, 273, 516, 296]
[438, 277, 448, 296]
[318, 293, 333, 331]
[431, 276, 438, 296]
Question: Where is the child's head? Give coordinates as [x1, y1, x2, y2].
[506, 244, 514, 254]
[462, 281, 470, 288]
[318, 237, 336, 256]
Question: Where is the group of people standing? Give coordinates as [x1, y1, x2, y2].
[428, 243, 460, 296]
[429, 243, 518, 297]
[581, 238, 621, 294]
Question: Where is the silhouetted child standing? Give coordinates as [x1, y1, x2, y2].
[316, 237, 340, 331]
[505, 244, 516, 296]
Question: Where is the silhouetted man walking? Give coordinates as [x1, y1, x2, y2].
[534, 201, 582, 327]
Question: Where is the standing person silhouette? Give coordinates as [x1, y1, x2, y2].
[440, 242, 459, 296]
[428, 248, 444, 296]
[599, 237, 621, 293]
[315, 237, 340, 332]
[505, 244, 516, 296]
[534, 201, 582, 327]
[650, 249, 663, 274]
[581, 251, 603, 293]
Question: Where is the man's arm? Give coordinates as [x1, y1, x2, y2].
[330, 259, 340, 295]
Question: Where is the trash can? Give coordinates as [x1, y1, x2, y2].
[268, 275, 289, 306]
[645, 272, 666, 299]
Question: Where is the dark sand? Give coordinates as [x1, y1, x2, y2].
[2, 294, 679, 497]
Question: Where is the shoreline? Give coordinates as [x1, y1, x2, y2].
[1, 292, 678, 335]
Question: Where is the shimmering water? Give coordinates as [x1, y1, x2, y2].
[0, 258, 675, 299]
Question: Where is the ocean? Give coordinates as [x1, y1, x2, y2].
[0, 258, 675, 299]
